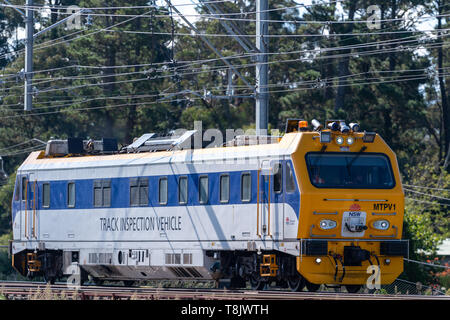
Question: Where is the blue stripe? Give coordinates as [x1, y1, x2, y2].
[12, 160, 300, 219]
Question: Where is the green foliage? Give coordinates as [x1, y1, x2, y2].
[0, 233, 17, 280]
[0, 0, 448, 286]
[0, 172, 16, 235]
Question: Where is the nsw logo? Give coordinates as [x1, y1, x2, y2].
[349, 203, 361, 211]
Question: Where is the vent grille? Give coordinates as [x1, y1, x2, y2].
[88, 253, 112, 264]
[165, 253, 181, 264]
[183, 253, 192, 264]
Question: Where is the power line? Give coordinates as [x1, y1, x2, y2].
[2, 35, 447, 99]
[404, 188, 450, 201]
[2, 2, 448, 25]
[405, 197, 450, 207]
[403, 184, 450, 191]
[2, 69, 449, 119]
[404, 258, 450, 269]
[2, 28, 441, 81]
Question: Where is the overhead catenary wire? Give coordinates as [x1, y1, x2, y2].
[2, 35, 448, 100]
[404, 188, 450, 201]
[404, 258, 450, 269]
[405, 197, 450, 207]
[1, 28, 443, 81]
[1, 2, 449, 25]
[403, 184, 450, 191]
[4, 32, 448, 92]
[2, 62, 447, 105]
[0, 1, 448, 118]
[2, 70, 450, 119]
[0, 4, 447, 61]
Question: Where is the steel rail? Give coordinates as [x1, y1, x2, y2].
[0, 281, 448, 300]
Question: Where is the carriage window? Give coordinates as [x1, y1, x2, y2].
[273, 163, 282, 193]
[21, 176, 27, 200]
[43, 183, 50, 208]
[286, 163, 296, 193]
[67, 182, 75, 207]
[220, 174, 229, 203]
[241, 173, 251, 202]
[199, 176, 208, 204]
[130, 178, 148, 206]
[94, 180, 111, 207]
[178, 176, 188, 204]
[159, 177, 168, 205]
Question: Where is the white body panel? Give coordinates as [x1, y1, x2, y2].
[12, 134, 302, 279]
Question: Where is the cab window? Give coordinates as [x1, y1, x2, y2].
[305, 153, 395, 189]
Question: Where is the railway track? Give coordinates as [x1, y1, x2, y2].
[0, 281, 449, 300]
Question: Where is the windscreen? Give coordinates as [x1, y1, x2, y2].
[306, 153, 395, 189]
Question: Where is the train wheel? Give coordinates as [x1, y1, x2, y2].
[249, 274, 266, 290]
[345, 285, 362, 293]
[287, 275, 305, 292]
[305, 280, 321, 292]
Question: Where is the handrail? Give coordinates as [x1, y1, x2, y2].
[256, 169, 261, 237]
[268, 172, 271, 238]
[32, 180, 37, 238]
[24, 178, 28, 239]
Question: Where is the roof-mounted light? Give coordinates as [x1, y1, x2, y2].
[327, 121, 340, 131]
[362, 132, 376, 143]
[349, 122, 360, 132]
[299, 120, 308, 132]
[340, 123, 350, 133]
[311, 119, 323, 131]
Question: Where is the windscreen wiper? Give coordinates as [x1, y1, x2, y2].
[346, 146, 367, 175]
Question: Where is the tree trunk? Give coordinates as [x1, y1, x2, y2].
[438, 0, 449, 167]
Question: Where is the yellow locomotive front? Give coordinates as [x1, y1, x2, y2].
[291, 120, 407, 291]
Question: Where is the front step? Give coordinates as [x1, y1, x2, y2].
[260, 254, 278, 277]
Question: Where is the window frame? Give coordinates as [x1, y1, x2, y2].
[240, 172, 252, 202]
[178, 176, 188, 205]
[273, 162, 283, 194]
[21, 176, 27, 201]
[286, 162, 296, 193]
[13, 176, 20, 202]
[130, 178, 149, 207]
[42, 182, 50, 208]
[198, 175, 209, 204]
[159, 177, 168, 205]
[93, 179, 111, 208]
[67, 182, 76, 208]
[219, 174, 230, 203]
[304, 152, 396, 189]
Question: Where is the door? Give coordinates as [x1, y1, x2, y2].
[21, 173, 38, 240]
[257, 160, 284, 240]
[20, 174, 30, 240]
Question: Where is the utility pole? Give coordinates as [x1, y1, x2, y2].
[255, 0, 269, 135]
[24, 0, 33, 111]
[12, 1, 84, 111]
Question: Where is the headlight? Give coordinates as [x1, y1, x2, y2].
[335, 136, 344, 145]
[319, 219, 337, 230]
[346, 136, 354, 145]
[372, 220, 390, 230]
